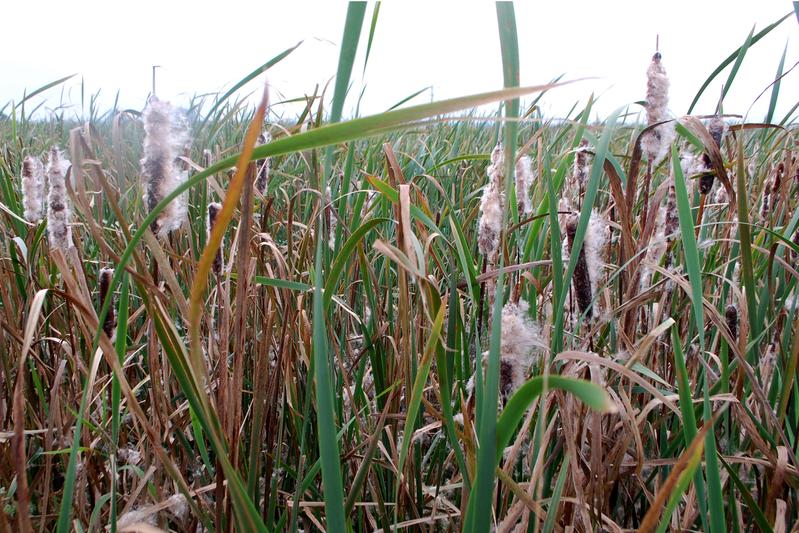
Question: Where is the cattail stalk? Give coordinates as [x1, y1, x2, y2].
[21, 156, 46, 223]
[46, 147, 73, 251]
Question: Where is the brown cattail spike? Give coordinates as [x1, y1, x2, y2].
[99, 268, 117, 341]
[565, 216, 593, 320]
[725, 304, 738, 342]
[207, 202, 223, 276]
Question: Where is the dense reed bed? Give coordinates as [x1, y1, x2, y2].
[1, 4, 798, 532]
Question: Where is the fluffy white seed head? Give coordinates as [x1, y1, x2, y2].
[141, 97, 190, 238]
[500, 299, 545, 364]
[574, 139, 592, 187]
[326, 186, 337, 251]
[680, 150, 709, 178]
[561, 211, 607, 321]
[515, 155, 534, 214]
[117, 446, 142, 466]
[584, 211, 607, 299]
[255, 131, 272, 194]
[490, 143, 505, 178]
[640, 228, 667, 293]
[46, 147, 73, 251]
[478, 180, 503, 256]
[478, 143, 505, 256]
[495, 300, 546, 403]
[166, 493, 189, 521]
[21, 155, 46, 223]
[641, 52, 675, 164]
[707, 116, 727, 148]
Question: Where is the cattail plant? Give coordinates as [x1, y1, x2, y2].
[21, 155, 46, 223]
[574, 139, 592, 187]
[760, 162, 783, 222]
[640, 226, 667, 293]
[461, 299, 544, 410]
[207, 202, 223, 276]
[326, 186, 337, 251]
[98, 267, 117, 341]
[563, 212, 606, 323]
[641, 51, 675, 165]
[699, 116, 727, 195]
[564, 139, 593, 209]
[663, 178, 679, 242]
[46, 147, 73, 251]
[515, 154, 534, 215]
[725, 304, 738, 342]
[141, 97, 189, 237]
[498, 299, 544, 401]
[255, 131, 271, 194]
[477, 143, 504, 257]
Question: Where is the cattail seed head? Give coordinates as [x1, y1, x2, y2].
[698, 118, 727, 195]
[496, 300, 544, 403]
[477, 144, 505, 256]
[499, 358, 525, 404]
[255, 131, 271, 194]
[760, 164, 782, 222]
[326, 186, 337, 251]
[664, 180, 679, 241]
[46, 147, 74, 251]
[714, 177, 730, 204]
[708, 116, 727, 148]
[202, 149, 213, 168]
[207, 202, 223, 276]
[641, 52, 675, 164]
[515, 155, 534, 215]
[574, 139, 592, 187]
[141, 97, 190, 238]
[99, 267, 117, 341]
[725, 304, 738, 342]
[500, 299, 544, 363]
[21, 155, 46, 223]
[698, 159, 715, 195]
[563, 212, 607, 322]
[565, 216, 594, 320]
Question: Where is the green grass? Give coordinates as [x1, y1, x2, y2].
[1, 4, 798, 532]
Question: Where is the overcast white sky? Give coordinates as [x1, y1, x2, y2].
[2, 1, 797, 123]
